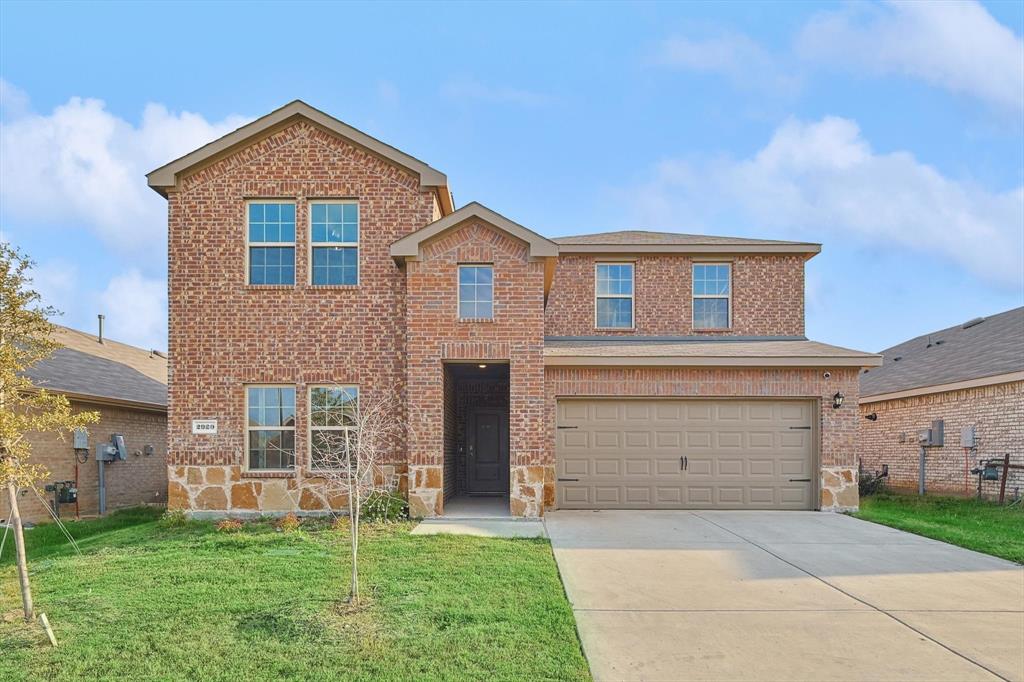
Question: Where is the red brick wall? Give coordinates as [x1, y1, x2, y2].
[858, 381, 1024, 499]
[1, 400, 167, 524]
[166, 121, 437, 511]
[545, 254, 805, 337]
[404, 220, 546, 516]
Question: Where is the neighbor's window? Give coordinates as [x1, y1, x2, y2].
[246, 386, 296, 470]
[595, 263, 634, 328]
[693, 263, 731, 329]
[248, 202, 296, 285]
[310, 202, 359, 285]
[309, 386, 359, 470]
[458, 264, 493, 319]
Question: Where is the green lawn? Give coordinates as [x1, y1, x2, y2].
[0, 508, 590, 681]
[855, 493, 1024, 564]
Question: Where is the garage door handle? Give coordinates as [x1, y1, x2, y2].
[680, 456, 688, 471]
[558, 478, 579, 482]
[557, 426, 578, 430]
[789, 426, 812, 430]
[789, 478, 811, 482]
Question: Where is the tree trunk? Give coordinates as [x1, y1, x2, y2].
[6, 482, 34, 622]
[347, 453, 358, 604]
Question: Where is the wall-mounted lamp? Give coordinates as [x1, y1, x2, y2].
[864, 412, 878, 421]
[832, 392, 845, 409]
[478, 364, 488, 369]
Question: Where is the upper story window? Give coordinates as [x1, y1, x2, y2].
[310, 202, 359, 285]
[248, 202, 296, 285]
[308, 385, 358, 470]
[595, 263, 634, 329]
[246, 386, 296, 471]
[458, 264, 493, 320]
[693, 263, 731, 329]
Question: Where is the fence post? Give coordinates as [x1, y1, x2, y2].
[998, 453, 1010, 504]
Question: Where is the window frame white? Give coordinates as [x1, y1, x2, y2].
[307, 385, 359, 472]
[692, 261, 733, 330]
[457, 263, 495, 321]
[308, 199, 360, 286]
[244, 384, 297, 473]
[594, 261, 635, 330]
[245, 199, 297, 286]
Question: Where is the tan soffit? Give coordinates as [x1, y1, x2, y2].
[860, 371, 1024, 404]
[544, 339, 882, 368]
[390, 201, 559, 259]
[146, 100, 453, 215]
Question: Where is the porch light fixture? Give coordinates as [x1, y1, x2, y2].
[478, 364, 487, 369]
[865, 412, 878, 421]
[832, 392, 845, 409]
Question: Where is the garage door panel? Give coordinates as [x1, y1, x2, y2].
[556, 399, 815, 510]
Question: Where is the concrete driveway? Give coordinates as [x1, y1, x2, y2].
[545, 511, 1024, 682]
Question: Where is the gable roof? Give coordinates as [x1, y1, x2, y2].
[147, 100, 453, 214]
[554, 230, 821, 255]
[23, 325, 168, 411]
[860, 307, 1024, 401]
[390, 202, 559, 259]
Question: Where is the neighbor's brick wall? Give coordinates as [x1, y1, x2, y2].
[858, 380, 1024, 499]
[1, 400, 167, 524]
[405, 220, 546, 517]
[544, 366, 861, 511]
[545, 254, 805, 337]
[166, 120, 436, 513]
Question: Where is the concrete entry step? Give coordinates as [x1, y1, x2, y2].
[411, 519, 546, 538]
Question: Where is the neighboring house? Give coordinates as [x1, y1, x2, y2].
[859, 307, 1024, 499]
[0, 325, 168, 524]
[147, 100, 880, 518]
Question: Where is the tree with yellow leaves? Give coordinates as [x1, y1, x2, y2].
[1, 243, 98, 622]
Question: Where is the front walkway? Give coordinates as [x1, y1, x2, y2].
[411, 495, 546, 538]
[545, 510, 1024, 682]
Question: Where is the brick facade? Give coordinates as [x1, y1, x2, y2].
[160, 108, 870, 518]
[1, 400, 167, 524]
[545, 254, 805, 337]
[858, 380, 1024, 499]
[404, 220, 545, 517]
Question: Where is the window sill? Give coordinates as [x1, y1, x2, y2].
[593, 327, 635, 332]
[241, 470, 296, 479]
[244, 285, 296, 291]
[458, 318, 495, 323]
[693, 328, 733, 333]
[308, 284, 360, 289]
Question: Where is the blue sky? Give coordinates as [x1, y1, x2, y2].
[1, 0, 1022, 352]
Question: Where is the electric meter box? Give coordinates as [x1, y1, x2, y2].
[960, 425, 976, 448]
[73, 428, 89, 450]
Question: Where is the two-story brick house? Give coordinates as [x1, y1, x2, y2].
[148, 101, 880, 518]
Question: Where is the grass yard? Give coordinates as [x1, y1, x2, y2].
[0, 508, 590, 681]
[855, 493, 1024, 564]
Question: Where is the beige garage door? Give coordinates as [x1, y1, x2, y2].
[556, 399, 816, 510]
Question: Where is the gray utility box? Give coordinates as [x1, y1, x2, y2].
[918, 419, 945, 447]
[73, 427, 89, 450]
[95, 434, 129, 462]
[960, 425, 977, 448]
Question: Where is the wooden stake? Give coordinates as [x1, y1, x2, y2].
[39, 612, 57, 647]
[6, 482, 34, 622]
[998, 453, 1010, 504]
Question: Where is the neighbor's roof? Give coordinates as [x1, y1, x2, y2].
[544, 337, 881, 367]
[860, 307, 1024, 402]
[553, 230, 821, 255]
[23, 325, 168, 411]
[146, 100, 453, 214]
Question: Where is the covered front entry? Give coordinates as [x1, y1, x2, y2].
[555, 398, 817, 510]
[442, 363, 511, 512]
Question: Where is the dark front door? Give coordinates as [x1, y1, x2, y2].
[467, 407, 509, 495]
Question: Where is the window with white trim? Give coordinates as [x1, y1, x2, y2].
[692, 263, 731, 329]
[248, 202, 296, 285]
[309, 386, 359, 470]
[458, 264, 493, 319]
[246, 386, 296, 470]
[595, 263, 634, 328]
[310, 202, 358, 285]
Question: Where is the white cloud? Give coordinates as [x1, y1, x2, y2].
[627, 116, 1024, 288]
[797, 1, 1024, 112]
[441, 77, 549, 107]
[99, 270, 167, 350]
[655, 33, 800, 94]
[0, 83, 249, 253]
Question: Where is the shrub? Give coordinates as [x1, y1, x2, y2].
[277, 512, 302, 533]
[859, 471, 887, 498]
[216, 518, 243, 533]
[159, 509, 189, 528]
[361, 491, 408, 523]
